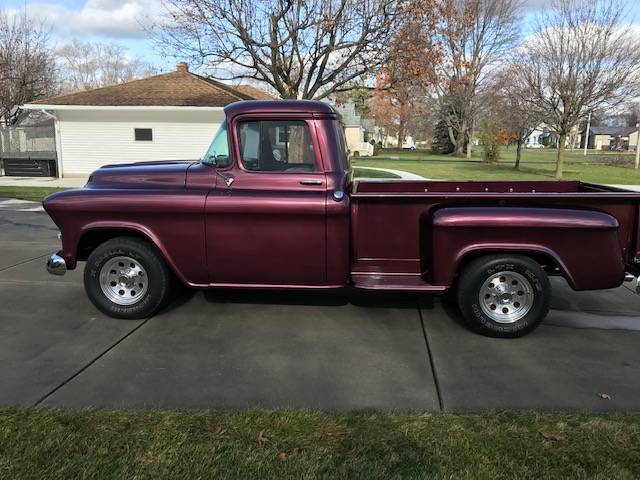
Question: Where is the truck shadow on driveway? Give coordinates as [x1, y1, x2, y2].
[162, 283, 436, 313]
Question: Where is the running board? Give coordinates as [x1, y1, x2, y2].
[351, 273, 446, 292]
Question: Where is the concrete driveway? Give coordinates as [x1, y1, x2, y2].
[1, 210, 639, 411]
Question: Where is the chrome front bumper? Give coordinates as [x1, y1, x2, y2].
[47, 252, 67, 276]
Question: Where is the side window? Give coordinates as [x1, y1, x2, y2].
[238, 120, 317, 172]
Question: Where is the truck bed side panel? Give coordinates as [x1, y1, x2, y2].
[431, 207, 623, 290]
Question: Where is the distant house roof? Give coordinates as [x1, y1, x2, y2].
[588, 126, 637, 136]
[235, 85, 278, 100]
[28, 62, 255, 108]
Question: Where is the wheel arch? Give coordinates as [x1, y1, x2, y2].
[76, 224, 192, 286]
[451, 246, 572, 288]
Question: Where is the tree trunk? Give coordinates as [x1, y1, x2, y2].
[454, 134, 466, 156]
[515, 140, 522, 169]
[466, 123, 473, 159]
[397, 121, 405, 149]
[447, 125, 464, 156]
[555, 133, 566, 179]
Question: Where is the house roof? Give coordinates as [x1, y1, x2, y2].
[588, 126, 637, 136]
[28, 63, 255, 108]
[235, 85, 278, 100]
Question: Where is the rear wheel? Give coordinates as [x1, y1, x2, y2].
[456, 255, 550, 338]
[84, 236, 171, 319]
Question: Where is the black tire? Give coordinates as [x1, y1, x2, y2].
[84, 236, 171, 319]
[456, 255, 550, 338]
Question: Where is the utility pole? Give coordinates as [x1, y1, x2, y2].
[583, 112, 591, 156]
[635, 122, 639, 169]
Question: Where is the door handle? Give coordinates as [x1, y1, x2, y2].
[299, 180, 323, 186]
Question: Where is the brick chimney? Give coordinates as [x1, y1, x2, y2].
[176, 62, 189, 73]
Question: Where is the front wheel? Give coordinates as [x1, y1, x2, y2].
[456, 255, 550, 338]
[84, 236, 171, 319]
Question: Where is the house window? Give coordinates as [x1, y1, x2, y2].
[134, 128, 153, 141]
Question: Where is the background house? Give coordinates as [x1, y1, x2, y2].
[580, 126, 639, 151]
[330, 101, 373, 156]
[20, 63, 257, 177]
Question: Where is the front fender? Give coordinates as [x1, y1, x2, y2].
[43, 188, 209, 287]
[429, 207, 623, 290]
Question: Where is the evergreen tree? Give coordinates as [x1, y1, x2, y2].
[431, 116, 454, 154]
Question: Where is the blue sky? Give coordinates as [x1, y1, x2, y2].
[4, 0, 640, 76]
[4, 0, 175, 70]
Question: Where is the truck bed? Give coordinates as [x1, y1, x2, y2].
[349, 180, 640, 291]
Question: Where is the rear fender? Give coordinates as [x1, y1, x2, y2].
[429, 207, 623, 290]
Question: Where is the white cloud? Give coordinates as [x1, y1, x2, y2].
[14, 0, 164, 39]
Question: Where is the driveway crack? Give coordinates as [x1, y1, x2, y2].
[0, 253, 49, 273]
[32, 317, 152, 407]
[418, 303, 444, 411]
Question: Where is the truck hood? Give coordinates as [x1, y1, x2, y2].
[86, 160, 196, 189]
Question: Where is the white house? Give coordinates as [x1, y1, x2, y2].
[329, 101, 374, 156]
[21, 63, 256, 177]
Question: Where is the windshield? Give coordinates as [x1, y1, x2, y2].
[202, 120, 230, 167]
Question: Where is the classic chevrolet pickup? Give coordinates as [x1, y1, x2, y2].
[44, 100, 640, 337]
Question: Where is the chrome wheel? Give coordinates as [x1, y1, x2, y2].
[479, 271, 534, 323]
[99, 256, 148, 306]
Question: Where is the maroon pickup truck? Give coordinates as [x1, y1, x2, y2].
[44, 100, 640, 337]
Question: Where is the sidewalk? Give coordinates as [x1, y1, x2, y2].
[355, 166, 427, 180]
[0, 176, 86, 188]
[0, 198, 44, 212]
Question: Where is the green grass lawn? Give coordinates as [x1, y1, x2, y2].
[353, 148, 640, 184]
[0, 186, 67, 202]
[1, 408, 639, 479]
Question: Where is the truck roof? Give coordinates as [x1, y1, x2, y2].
[224, 99, 338, 118]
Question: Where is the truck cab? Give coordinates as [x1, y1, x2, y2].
[189, 100, 351, 287]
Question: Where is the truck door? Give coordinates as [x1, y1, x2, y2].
[206, 117, 327, 286]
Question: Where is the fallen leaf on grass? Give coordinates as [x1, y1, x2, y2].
[256, 430, 269, 446]
[292, 447, 301, 454]
[312, 430, 334, 440]
[597, 393, 611, 400]
[540, 432, 566, 442]
[278, 452, 287, 462]
[210, 425, 226, 437]
[485, 415, 498, 425]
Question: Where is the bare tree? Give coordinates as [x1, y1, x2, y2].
[154, 0, 400, 99]
[434, 0, 521, 156]
[515, 0, 640, 179]
[58, 40, 155, 92]
[0, 9, 57, 124]
[488, 67, 544, 169]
